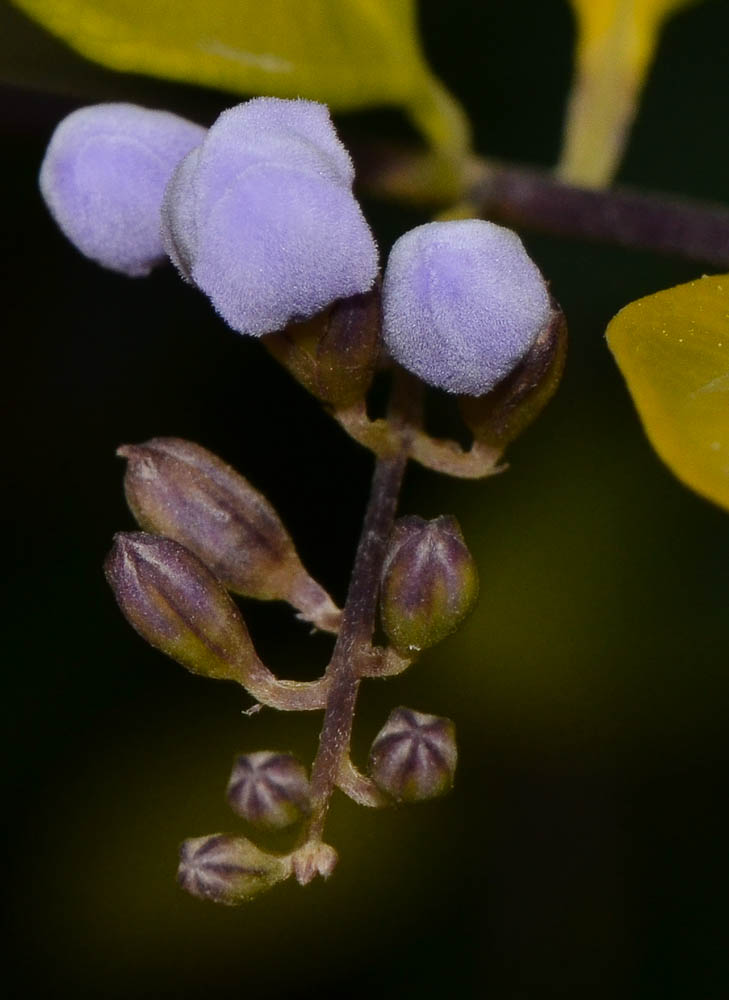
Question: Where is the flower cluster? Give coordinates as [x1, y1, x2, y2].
[40, 96, 566, 904]
[40, 97, 556, 397]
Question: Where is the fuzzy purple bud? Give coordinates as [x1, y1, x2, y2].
[162, 98, 378, 336]
[40, 103, 205, 276]
[191, 98, 356, 208]
[382, 220, 553, 396]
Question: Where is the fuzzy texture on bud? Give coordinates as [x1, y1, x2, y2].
[39, 103, 205, 276]
[104, 531, 256, 682]
[162, 97, 378, 336]
[368, 707, 457, 803]
[382, 220, 553, 396]
[380, 515, 478, 654]
[178, 834, 291, 904]
[227, 752, 311, 830]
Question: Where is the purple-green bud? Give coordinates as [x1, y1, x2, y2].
[368, 707, 457, 803]
[104, 531, 256, 683]
[263, 285, 381, 408]
[459, 308, 567, 449]
[177, 834, 291, 904]
[117, 438, 340, 631]
[380, 515, 478, 654]
[226, 752, 311, 830]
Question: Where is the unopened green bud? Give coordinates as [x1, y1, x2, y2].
[263, 286, 381, 407]
[118, 437, 340, 631]
[368, 707, 457, 803]
[227, 752, 311, 830]
[459, 307, 567, 450]
[104, 531, 256, 683]
[380, 515, 478, 654]
[177, 834, 291, 904]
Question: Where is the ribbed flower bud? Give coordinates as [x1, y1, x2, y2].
[118, 438, 340, 631]
[382, 219, 554, 396]
[177, 834, 291, 904]
[263, 285, 381, 407]
[226, 752, 311, 830]
[39, 103, 205, 276]
[162, 97, 378, 336]
[368, 707, 457, 803]
[380, 515, 478, 654]
[104, 531, 256, 682]
[459, 308, 567, 448]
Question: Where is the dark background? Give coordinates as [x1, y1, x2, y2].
[3, 1, 729, 996]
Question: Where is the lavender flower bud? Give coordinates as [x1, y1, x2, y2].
[39, 103, 205, 276]
[368, 707, 457, 803]
[382, 220, 554, 396]
[178, 834, 291, 904]
[227, 752, 311, 830]
[117, 438, 340, 631]
[161, 98, 378, 336]
[104, 531, 256, 683]
[189, 98, 355, 199]
[380, 515, 478, 654]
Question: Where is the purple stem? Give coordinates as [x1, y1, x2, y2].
[472, 160, 729, 268]
[305, 374, 419, 842]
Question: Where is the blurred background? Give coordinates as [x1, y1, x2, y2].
[3, 1, 729, 996]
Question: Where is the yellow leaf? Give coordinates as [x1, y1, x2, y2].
[607, 274, 729, 511]
[559, 0, 702, 188]
[11, 0, 470, 184]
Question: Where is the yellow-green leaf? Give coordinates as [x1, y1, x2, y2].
[607, 274, 729, 511]
[10, 0, 470, 182]
[559, 0, 703, 188]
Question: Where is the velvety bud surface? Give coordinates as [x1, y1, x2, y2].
[160, 146, 202, 280]
[227, 752, 311, 830]
[192, 99, 355, 210]
[178, 834, 290, 904]
[40, 103, 205, 276]
[382, 220, 553, 395]
[162, 98, 378, 336]
[104, 531, 255, 682]
[380, 515, 478, 654]
[368, 707, 457, 803]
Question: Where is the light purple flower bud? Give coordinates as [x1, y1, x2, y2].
[40, 103, 206, 277]
[193, 99, 356, 212]
[382, 220, 554, 396]
[162, 98, 378, 336]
